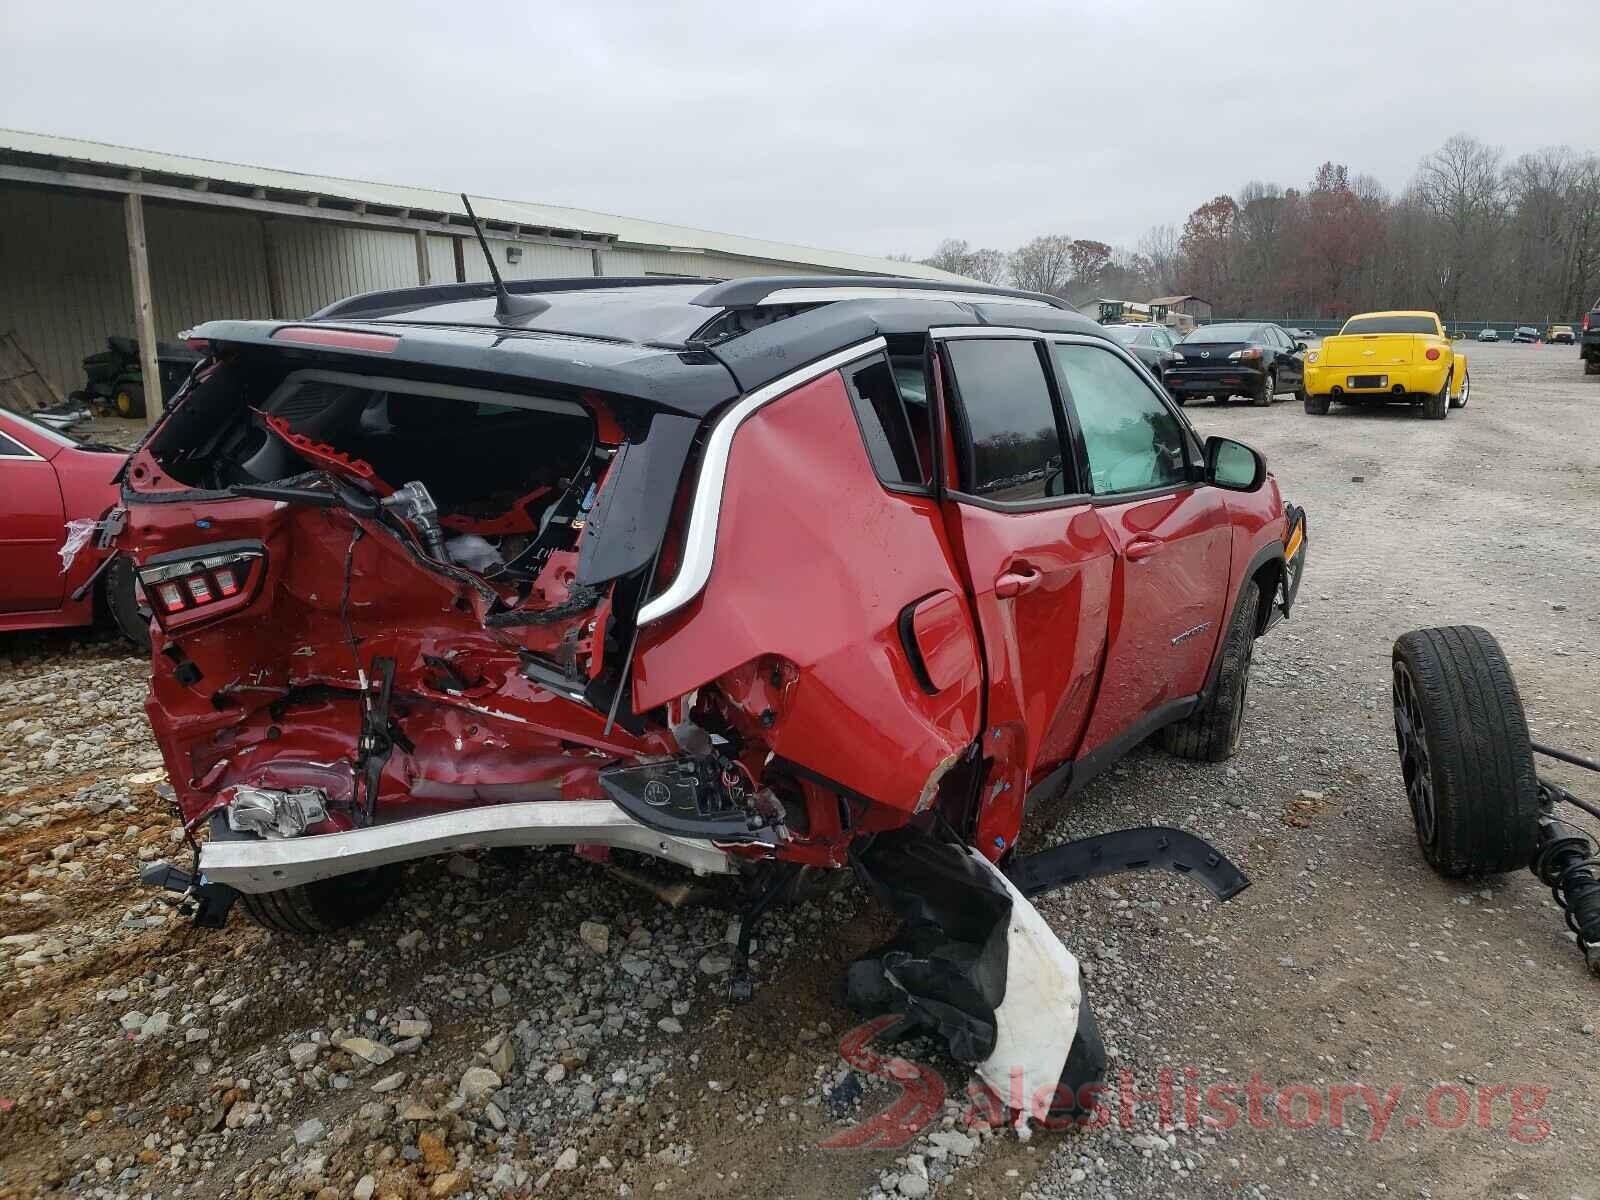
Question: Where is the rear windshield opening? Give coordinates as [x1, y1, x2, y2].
[148, 361, 598, 577]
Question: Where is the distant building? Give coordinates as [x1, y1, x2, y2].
[0, 128, 967, 409]
[1148, 295, 1214, 329]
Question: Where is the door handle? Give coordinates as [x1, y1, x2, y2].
[1124, 535, 1164, 561]
[995, 567, 1043, 598]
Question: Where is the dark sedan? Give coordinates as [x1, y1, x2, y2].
[1164, 322, 1306, 407]
[1102, 323, 1181, 376]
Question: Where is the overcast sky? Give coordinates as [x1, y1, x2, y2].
[3, 0, 1596, 259]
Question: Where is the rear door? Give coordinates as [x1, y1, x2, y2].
[1269, 325, 1304, 390]
[0, 428, 66, 613]
[933, 331, 1115, 850]
[1047, 337, 1231, 756]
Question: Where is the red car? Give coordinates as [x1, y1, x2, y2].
[1, 408, 148, 649]
[118, 276, 1306, 952]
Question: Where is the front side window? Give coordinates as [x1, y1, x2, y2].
[945, 339, 1067, 502]
[1053, 343, 1189, 496]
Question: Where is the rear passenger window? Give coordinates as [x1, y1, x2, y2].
[946, 339, 1067, 502]
[844, 355, 925, 487]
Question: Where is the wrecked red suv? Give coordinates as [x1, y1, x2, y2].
[119, 275, 1305, 962]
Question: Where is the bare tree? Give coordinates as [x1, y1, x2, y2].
[918, 238, 1010, 283]
[1412, 134, 1505, 313]
[1137, 224, 1181, 295]
[1008, 234, 1074, 296]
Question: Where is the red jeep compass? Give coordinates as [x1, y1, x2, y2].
[119, 275, 1305, 962]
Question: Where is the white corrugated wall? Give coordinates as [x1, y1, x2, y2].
[0, 185, 132, 397]
[267, 222, 418, 317]
[1, 182, 864, 397]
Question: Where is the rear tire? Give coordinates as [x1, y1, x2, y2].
[1391, 627, 1538, 877]
[1450, 369, 1470, 409]
[1584, 357, 1599, 375]
[239, 866, 403, 935]
[1423, 376, 1449, 420]
[1161, 582, 1259, 763]
[1252, 371, 1274, 407]
[1304, 393, 1330, 415]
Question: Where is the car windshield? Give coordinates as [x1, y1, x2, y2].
[1341, 315, 1437, 335]
[1105, 326, 1141, 345]
[1182, 324, 1257, 344]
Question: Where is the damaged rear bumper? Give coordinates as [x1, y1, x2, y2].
[197, 798, 734, 894]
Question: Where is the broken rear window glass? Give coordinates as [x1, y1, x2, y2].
[845, 355, 926, 488]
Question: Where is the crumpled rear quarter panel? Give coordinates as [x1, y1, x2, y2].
[632, 370, 982, 813]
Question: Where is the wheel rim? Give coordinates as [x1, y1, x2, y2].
[1458, 373, 1469, 406]
[115, 391, 131, 416]
[1393, 662, 1435, 847]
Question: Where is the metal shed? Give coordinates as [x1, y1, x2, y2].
[0, 128, 963, 423]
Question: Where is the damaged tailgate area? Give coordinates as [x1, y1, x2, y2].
[120, 332, 722, 856]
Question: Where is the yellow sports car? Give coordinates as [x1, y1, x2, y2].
[1303, 310, 1468, 420]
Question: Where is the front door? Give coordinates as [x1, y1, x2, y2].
[934, 333, 1114, 854]
[0, 432, 66, 614]
[1046, 338, 1232, 756]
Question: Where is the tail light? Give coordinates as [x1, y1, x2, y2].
[1425, 347, 1441, 360]
[136, 543, 265, 629]
[1227, 348, 1262, 362]
[1585, 313, 1592, 333]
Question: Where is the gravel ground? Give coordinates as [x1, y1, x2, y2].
[0, 340, 1595, 1200]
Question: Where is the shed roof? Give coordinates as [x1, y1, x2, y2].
[0, 127, 966, 281]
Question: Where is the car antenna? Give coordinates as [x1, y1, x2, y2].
[459, 193, 549, 322]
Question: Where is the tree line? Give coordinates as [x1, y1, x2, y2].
[901, 134, 1600, 322]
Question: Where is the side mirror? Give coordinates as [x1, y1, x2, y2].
[1205, 435, 1266, 492]
[1294, 341, 1308, 352]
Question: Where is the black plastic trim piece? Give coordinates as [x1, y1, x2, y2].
[1005, 825, 1250, 902]
[897, 596, 940, 696]
[1026, 695, 1200, 805]
[690, 275, 1073, 310]
[313, 277, 717, 321]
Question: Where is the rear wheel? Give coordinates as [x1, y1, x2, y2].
[1423, 375, 1449, 420]
[1161, 582, 1259, 763]
[1304, 393, 1330, 415]
[1252, 371, 1275, 407]
[1391, 627, 1538, 876]
[1584, 357, 1599, 375]
[113, 383, 145, 419]
[1450, 369, 1470, 409]
[240, 867, 403, 935]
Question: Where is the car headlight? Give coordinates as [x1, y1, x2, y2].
[1307, 350, 1320, 363]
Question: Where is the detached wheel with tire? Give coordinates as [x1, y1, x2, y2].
[1423, 375, 1449, 420]
[1304, 393, 1330, 415]
[1391, 626, 1539, 877]
[1161, 582, 1259, 763]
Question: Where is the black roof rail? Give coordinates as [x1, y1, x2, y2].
[312, 276, 718, 321]
[689, 275, 1072, 310]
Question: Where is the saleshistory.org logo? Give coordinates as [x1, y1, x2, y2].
[820, 1018, 1553, 1150]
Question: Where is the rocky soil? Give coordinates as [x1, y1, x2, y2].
[0, 341, 1595, 1199]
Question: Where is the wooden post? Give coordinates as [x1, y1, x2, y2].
[452, 237, 466, 283]
[124, 193, 163, 427]
[415, 230, 431, 286]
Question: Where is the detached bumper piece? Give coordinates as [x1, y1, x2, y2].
[847, 828, 1098, 1135]
[194, 798, 734, 896]
[1004, 825, 1251, 902]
